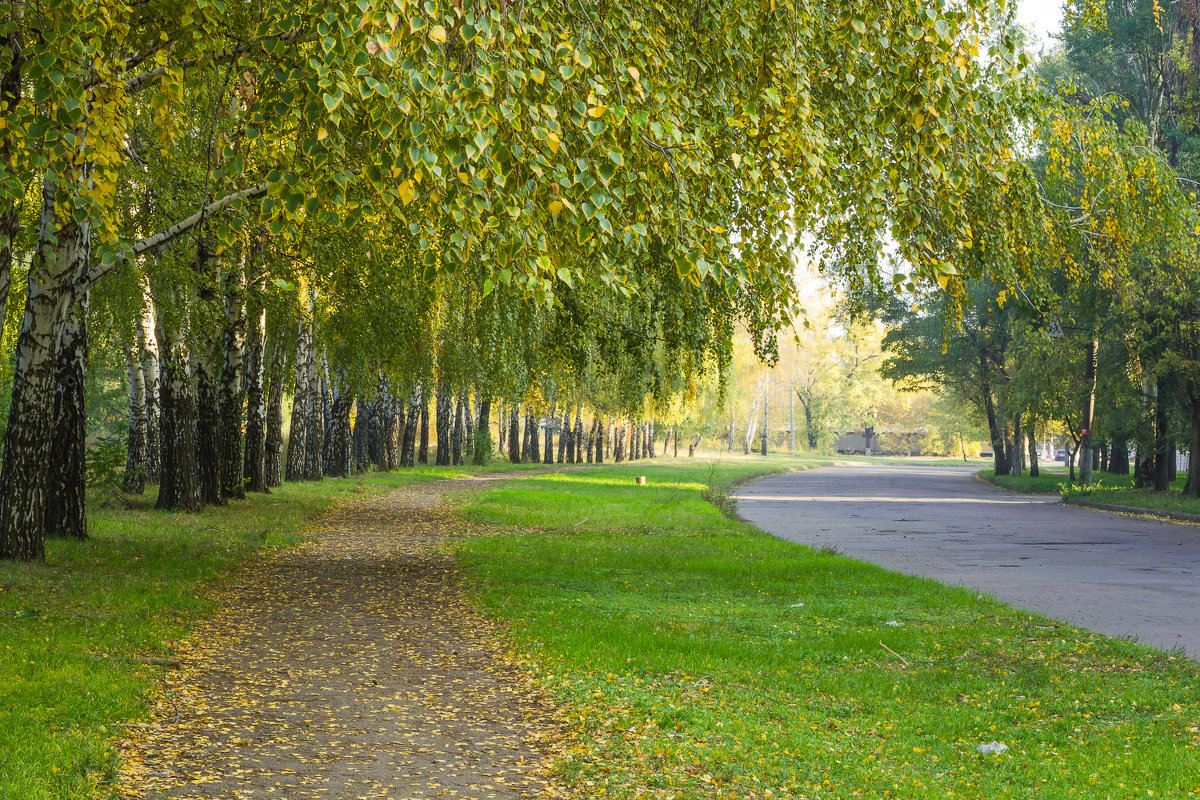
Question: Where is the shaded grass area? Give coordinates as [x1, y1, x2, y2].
[979, 466, 1092, 494]
[457, 462, 1200, 799]
[0, 463, 530, 800]
[981, 467, 1200, 517]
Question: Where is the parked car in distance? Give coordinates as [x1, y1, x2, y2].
[1054, 449, 1067, 461]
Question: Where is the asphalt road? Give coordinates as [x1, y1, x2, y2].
[733, 463, 1200, 657]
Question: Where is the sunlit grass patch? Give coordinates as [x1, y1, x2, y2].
[458, 462, 1200, 799]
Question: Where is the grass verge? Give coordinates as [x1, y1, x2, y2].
[0, 463, 535, 800]
[981, 467, 1200, 518]
[457, 460, 1200, 799]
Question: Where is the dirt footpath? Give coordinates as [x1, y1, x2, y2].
[119, 478, 565, 799]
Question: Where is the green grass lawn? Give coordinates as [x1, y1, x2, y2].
[978, 466, 1104, 494]
[981, 466, 1200, 517]
[0, 462, 541, 800]
[457, 461, 1200, 799]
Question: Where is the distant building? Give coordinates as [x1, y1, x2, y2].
[834, 427, 929, 456]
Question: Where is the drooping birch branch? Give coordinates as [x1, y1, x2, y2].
[77, 181, 271, 290]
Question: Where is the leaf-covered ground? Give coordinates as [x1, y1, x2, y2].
[119, 477, 566, 799]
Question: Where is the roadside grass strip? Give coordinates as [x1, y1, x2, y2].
[982, 467, 1200, 517]
[457, 463, 1200, 799]
[0, 465, 525, 800]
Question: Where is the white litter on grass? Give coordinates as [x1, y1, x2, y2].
[884, 620, 904, 627]
[790, 602, 805, 607]
[977, 741, 1008, 755]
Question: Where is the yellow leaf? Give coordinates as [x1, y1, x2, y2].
[398, 180, 416, 205]
[430, 25, 447, 44]
[628, 66, 640, 82]
[547, 131, 560, 153]
[458, 171, 469, 183]
[549, 199, 563, 215]
[316, 126, 328, 141]
[588, 105, 607, 118]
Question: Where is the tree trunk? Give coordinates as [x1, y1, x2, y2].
[436, 380, 452, 466]
[527, 411, 540, 462]
[303, 351, 325, 481]
[402, 386, 421, 468]
[497, 401, 506, 456]
[1188, 389, 1200, 497]
[760, 398, 769, 456]
[1027, 422, 1039, 478]
[689, 434, 702, 457]
[385, 393, 400, 470]
[1079, 338, 1098, 484]
[264, 332, 286, 487]
[1109, 438, 1130, 475]
[473, 397, 492, 465]
[368, 395, 384, 470]
[521, 410, 531, 461]
[156, 314, 202, 512]
[557, 411, 569, 464]
[982, 377, 1009, 476]
[194, 339, 223, 506]
[1011, 413, 1023, 478]
[1155, 375, 1171, 491]
[594, 415, 604, 464]
[124, 346, 148, 494]
[452, 392, 465, 467]
[418, 398, 430, 464]
[137, 276, 162, 482]
[243, 307, 267, 492]
[574, 408, 584, 464]
[193, 235, 224, 505]
[801, 396, 818, 448]
[218, 263, 248, 500]
[324, 386, 353, 478]
[462, 389, 474, 463]
[354, 397, 370, 473]
[789, 394, 795, 451]
[0, 178, 90, 560]
[285, 316, 311, 482]
[46, 292, 89, 540]
[508, 405, 521, 463]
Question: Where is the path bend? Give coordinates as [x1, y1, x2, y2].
[734, 463, 1200, 657]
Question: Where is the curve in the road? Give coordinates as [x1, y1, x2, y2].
[734, 463, 1200, 657]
